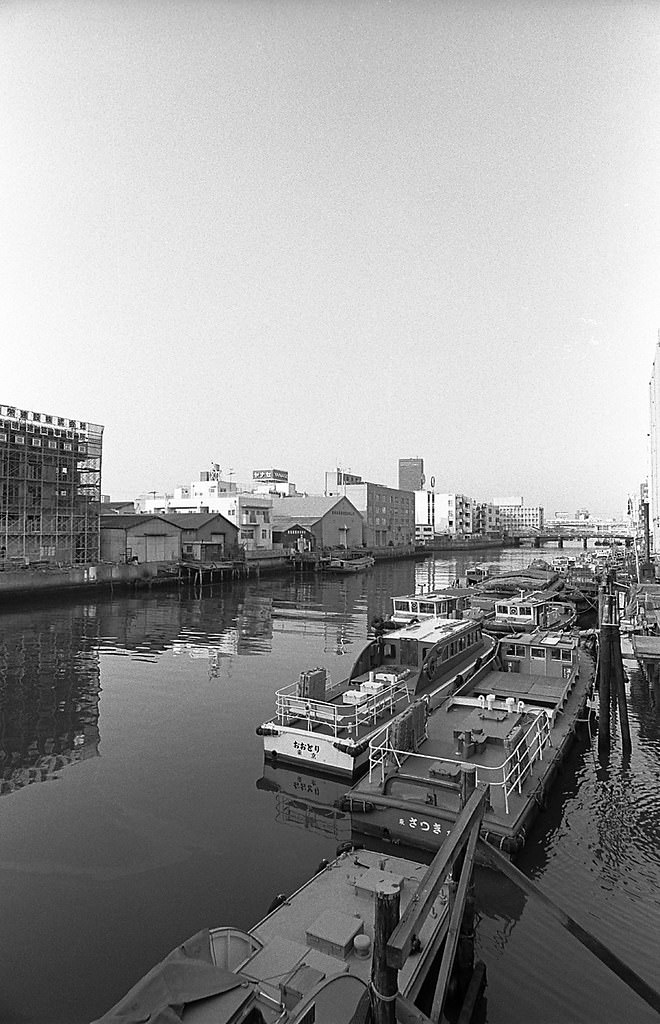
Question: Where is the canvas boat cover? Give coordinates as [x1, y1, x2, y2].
[91, 929, 252, 1024]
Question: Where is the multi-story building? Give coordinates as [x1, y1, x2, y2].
[414, 491, 473, 539]
[495, 498, 544, 532]
[472, 501, 500, 535]
[136, 466, 237, 514]
[134, 468, 271, 551]
[206, 494, 273, 551]
[324, 475, 415, 548]
[415, 489, 439, 541]
[398, 457, 425, 493]
[0, 402, 103, 565]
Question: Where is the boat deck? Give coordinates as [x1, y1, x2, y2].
[281, 642, 495, 742]
[242, 849, 448, 1007]
[470, 667, 576, 707]
[349, 650, 592, 845]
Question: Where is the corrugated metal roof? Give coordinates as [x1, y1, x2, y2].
[100, 514, 172, 530]
[159, 512, 236, 530]
[272, 496, 359, 522]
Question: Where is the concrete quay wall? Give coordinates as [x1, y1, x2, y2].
[0, 561, 175, 601]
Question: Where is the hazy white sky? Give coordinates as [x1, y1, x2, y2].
[2, 0, 658, 516]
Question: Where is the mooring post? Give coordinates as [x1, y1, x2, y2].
[448, 766, 478, 1000]
[598, 589, 611, 752]
[371, 886, 400, 1024]
[610, 615, 632, 756]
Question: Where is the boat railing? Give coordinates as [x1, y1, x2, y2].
[275, 678, 413, 738]
[368, 709, 553, 815]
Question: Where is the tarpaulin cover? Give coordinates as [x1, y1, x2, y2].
[91, 929, 249, 1024]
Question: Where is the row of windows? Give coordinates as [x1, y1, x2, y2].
[505, 643, 573, 662]
[1, 433, 80, 452]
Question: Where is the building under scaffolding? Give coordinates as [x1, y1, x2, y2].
[0, 403, 103, 566]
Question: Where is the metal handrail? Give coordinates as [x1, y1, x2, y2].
[275, 678, 412, 738]
[368, 709, 553, 814]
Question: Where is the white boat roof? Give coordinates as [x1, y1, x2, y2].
[385, 617, 477, 643]
[494, 592, 561, 607]
[392, 589, 467, 602]
[500, 629, 578, 649]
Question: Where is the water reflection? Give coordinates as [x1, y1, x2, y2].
[1, 547, 658, 1024]
[0, 612, 101, 797]
[256, 761, 352, 846]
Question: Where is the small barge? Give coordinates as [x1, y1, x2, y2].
[93, 847, 457, 1024]
[342, 629, 593, 856]
[325, 552, 375, 573]
[257, 617, 497, 778]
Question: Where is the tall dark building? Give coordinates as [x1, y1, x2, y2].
[398, 457, 424, 492]
[0, 402, 103, 565]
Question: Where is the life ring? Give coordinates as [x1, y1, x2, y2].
[425, 657, 437, 679]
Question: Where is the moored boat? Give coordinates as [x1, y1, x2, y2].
[257, 617, 497, 778]
[93, 847, 453, 1024]
[325, 552, 375, 573]
[387, 586, 473, 626]
[480, 592, 577, 637]
[343, 629, 593, 856]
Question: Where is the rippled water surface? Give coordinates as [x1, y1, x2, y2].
[0, 548, 658, 1024]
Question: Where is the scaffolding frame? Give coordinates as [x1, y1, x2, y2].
[0, 403, 103, 566]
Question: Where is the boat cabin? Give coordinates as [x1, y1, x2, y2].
[390, 589, 471, 625]
[375, 617, 486, 695]
[492, 594, 564, 629]
[499, 631, 578, 680]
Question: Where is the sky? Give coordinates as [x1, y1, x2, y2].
[2, 0, 659, 517]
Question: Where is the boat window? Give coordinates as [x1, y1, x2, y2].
[393, 601, 407, 612]
[384, 643, 396, 659]
[420, 602, 435, 615]
[561, 649, 573, 662]
[550, 649, 562, 661]
[531, 647, 546, 660]
[519, 606, 532, 616]
[505, 644, 526, 658]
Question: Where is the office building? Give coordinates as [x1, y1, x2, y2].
[398, 458, 425, 492]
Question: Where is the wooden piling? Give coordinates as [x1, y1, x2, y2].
[610, 617, 632, 756]
[598, 608, 611, 753]
[371, 886, 401, 1024]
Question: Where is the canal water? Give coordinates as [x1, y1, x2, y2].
[0, 548, 658, 1024]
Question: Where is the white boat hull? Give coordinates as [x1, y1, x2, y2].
[262, 726, 366, 777]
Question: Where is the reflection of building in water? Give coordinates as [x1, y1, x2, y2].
[236, 591, 273, 653]
[0, 616, 101, 796]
